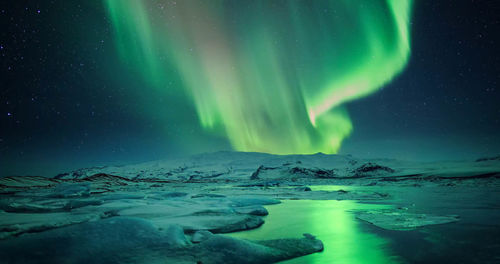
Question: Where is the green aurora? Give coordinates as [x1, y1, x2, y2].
[104, 0, 413, 154]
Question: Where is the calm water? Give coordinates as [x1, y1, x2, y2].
[230, 200, 401, 264]
[229, 185, 500, 263]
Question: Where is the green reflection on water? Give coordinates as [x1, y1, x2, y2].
[230, 200, 400, 264]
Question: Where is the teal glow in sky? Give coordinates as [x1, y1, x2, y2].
[104, 0, 413, 154]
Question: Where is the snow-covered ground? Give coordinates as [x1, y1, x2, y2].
[52, 151, 500, 182]
[1, 152, 499, 263]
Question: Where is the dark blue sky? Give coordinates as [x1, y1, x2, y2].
[343, 0, 500, 160]
[1, 0, 499, 176]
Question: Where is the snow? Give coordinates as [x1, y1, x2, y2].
[0, 151, 499, 263]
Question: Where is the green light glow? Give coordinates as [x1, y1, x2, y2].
[104, 0, 413, 154]
[230, 200, 399, 264]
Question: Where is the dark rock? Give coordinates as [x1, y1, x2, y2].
[353, 163, 394, 176]
[250, 165, 264, 180]
[82, 173, 132, 184]
[294, 186, 312, 192]
[53, 172, 69, 179]
[288, 167, 336, 178]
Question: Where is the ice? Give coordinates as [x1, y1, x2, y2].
[355, 209, 460, 230]
[0, 217, 323, 264]
[1, 151, 499, 263]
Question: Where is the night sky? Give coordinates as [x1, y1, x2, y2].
[1, 0, 499, 177]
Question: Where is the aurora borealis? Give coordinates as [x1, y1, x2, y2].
[104, 0, 413, 155]
[2, 2, 500, 262]
[6, 0, 499, 177]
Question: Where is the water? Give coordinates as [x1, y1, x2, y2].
[230, 184, 500, 263]
[230, 200, 401, 264]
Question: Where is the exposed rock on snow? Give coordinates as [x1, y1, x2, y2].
[294, 186, 312, 191]
[1, 151, 499, 263]
[50, 151, 500, 182]
[250, 165, 265, 180]
[288, 167, 337, 178]
[352, 163, 395, 177]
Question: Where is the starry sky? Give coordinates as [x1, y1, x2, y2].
[1, 0, 499, 177]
